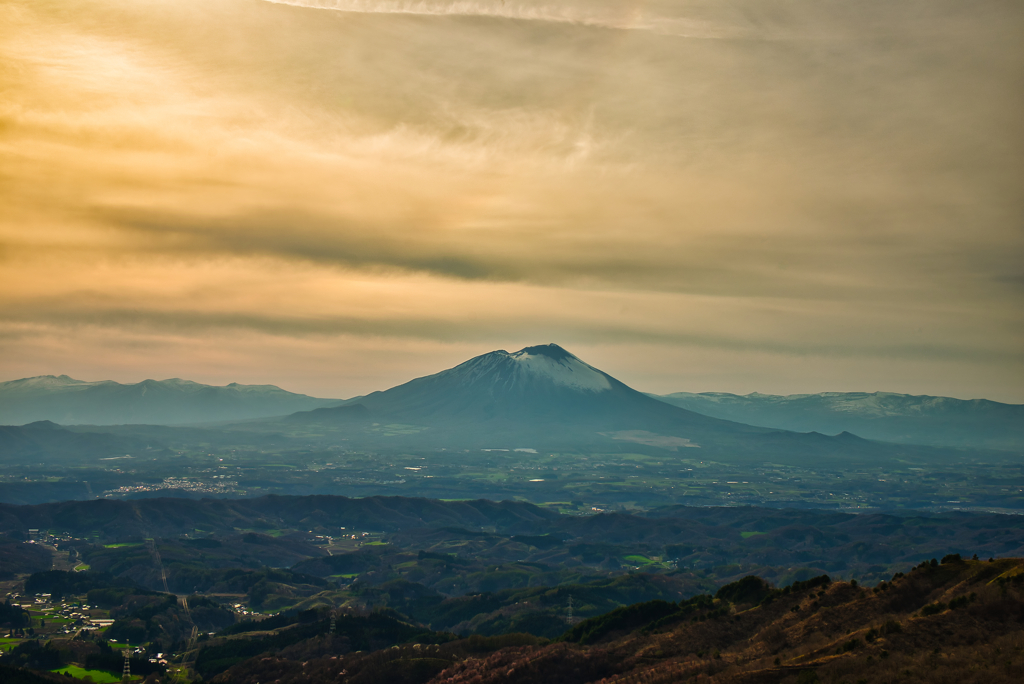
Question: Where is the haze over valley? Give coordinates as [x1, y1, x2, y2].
[1, 345, 1020, 515]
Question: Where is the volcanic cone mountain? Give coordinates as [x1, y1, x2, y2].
[340, 344, 711, 426]
[286, 344, 938, 464]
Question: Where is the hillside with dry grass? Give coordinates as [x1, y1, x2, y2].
[198, 555, 1022, 684]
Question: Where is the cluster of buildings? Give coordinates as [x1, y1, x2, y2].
[5, 593, 115, 635]
[101, 477, 240, 497]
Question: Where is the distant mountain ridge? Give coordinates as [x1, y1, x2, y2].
[0, 375, 339, 426]
[290, 343, 755, 436]
[278, 344, 966, 463]
[649, 391, 1024, 451]
[4, 347, 1016, 457]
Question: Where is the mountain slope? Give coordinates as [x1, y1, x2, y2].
[342, 344, 730, 427]
[0, 421, 153, 464]
[650, 391, 1024, 451]
[285, 344, 764, 447]
[0, 375, 339, 426]
[423, 556, 1024, 684]
[281, 344, 969, 463]
[187, 556, 1024, 684]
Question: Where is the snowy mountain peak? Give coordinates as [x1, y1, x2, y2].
[508, 344, 611, 393]
[512, 343, 575, 361]
[318, 343, 705, 436]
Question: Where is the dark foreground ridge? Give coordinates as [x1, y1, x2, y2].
[5, 554, 1019, 684]
[420, 555, 1024, 684]
[0, 494, 1022, 683]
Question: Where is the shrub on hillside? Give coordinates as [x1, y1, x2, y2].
[716, 576, 772, 605]
[560, 600, 678, 645]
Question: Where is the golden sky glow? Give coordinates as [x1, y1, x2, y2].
[1, 0, 1022, 400]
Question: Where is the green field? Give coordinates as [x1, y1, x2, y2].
[622, 555, 654, 565]
[741, 531, 766, 539]
[235, 528, 287, 537]
[0, 637, 22, 652]
[50, 666, 123, 683]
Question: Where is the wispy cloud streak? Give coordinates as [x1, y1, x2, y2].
[261, 0, 731, 37]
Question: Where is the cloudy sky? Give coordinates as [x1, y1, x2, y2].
[1, 0, 1021, 401]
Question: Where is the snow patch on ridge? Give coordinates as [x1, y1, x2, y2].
[4, 375, 90, 387]
[510, 348, 611, 392]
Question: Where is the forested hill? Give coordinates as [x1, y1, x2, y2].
[0, 495, 558, 538]
[142, 556, 1024, 684]
[2, 496, 1023, 586]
